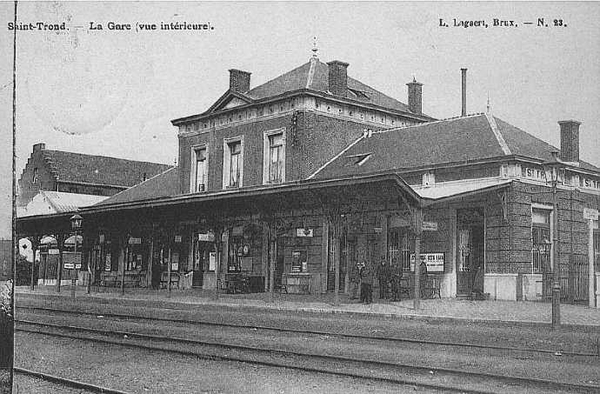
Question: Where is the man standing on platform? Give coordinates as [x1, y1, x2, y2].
[360, 260, 374, 304]
[377, 256, 389, 300]
[349, 260, 361, 300]
[390, 258, 403, 302]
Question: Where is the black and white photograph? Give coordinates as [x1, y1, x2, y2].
[1, 1, 600, 393]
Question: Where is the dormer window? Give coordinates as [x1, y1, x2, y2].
[223, 137, 243, 189]
[422, 172, 435, 187]
[348, 88, 370, 99]
[345, 153, 372, 167]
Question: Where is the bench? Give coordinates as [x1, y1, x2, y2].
[399, 275, 441, 299]
[160, 272, 180, 289]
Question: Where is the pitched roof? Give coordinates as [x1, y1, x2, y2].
[41, 150, 173, 188]
[94, 167, 179, 206]
[173, 58, 429, 124]
[18, 191, 107, 217]
[311, 113, 600, 179]
[248, 58, 415, 114]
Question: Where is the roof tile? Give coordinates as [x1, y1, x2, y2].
[43, 150, 173, 187]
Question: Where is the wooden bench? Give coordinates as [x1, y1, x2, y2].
[160, 272, 180, 289]
[399, 275, 441, 299]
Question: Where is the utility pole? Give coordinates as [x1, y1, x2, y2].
[413, 208, 423, 311]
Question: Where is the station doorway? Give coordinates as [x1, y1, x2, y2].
[456, 208, 485, 297]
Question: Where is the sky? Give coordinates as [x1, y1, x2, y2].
[1, 1, 599, 239]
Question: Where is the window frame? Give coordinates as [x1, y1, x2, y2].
[190, 144, 209, 193]
[531, 205, 553, 274]
[263, 128, 286, 185]
[223, 136, 244, 189]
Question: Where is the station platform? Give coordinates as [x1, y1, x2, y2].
[15, 285, 600, 328]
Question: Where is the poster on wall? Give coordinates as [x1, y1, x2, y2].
[104, 253, 111, 271]
[291, 250, 307, 273]
[410, 253, 445, 273]
[171, 252, 179, 271]
[209, 252, 216, 271]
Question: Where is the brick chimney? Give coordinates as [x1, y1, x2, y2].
[558, 120, 581, 162]
[327, 60, 349, 97]
[406, 77, 423, 114]
[33, 143, 46, 152]
[228, 69, 251, 93]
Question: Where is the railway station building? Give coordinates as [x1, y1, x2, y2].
[17, 54, 600, 305]
[16, 144, 172, 286]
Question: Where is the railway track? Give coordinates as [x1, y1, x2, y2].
[14, 367, 131, 394]
[16, 305, 600, 358]
[16, 318, 600, 394]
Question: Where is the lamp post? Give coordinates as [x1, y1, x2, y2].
[543, 151, 563, 328]
[70, 214, 83, 299]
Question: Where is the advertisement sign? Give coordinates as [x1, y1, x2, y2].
[409, 253, 445, 273]
[291, 250, 308, 272]
[422, 221, 438, 231]
[128, 237, 142, 245]
[209, 252, 216, 271]
[198, 232, 215, 242]
[63, 252, 82, 270]
[296, 228, 313, 237]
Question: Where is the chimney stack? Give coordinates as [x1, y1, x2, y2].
[228, 69, 251, 93]
[558, 120, 581, 162]
[33, 143, 45, 153]
[461, 68, 467, 117]
[327, 60, 349, 97]
[406, 77, 423, 114]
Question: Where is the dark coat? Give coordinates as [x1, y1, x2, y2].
[360, 264, 374, 285]
[377, 262, 389, 280]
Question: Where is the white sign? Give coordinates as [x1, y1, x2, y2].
[209, 252, 216, 271]
[128, 237, 142, 245]
[410, 253, 445, 273]
[198, 232, 215, 242]
[64, 263, 74, 269]
[48, 249, 59, 255]
[422, 221, 438, 231]
[296, 228, 313, 237]
[583, 208, 599, 220]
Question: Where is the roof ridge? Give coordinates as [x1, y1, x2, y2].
[306, 57, 317, 89]
[374, 113, 486, 135]
[485, 113, 511, 155]
[45, 149, 173, 167]
[307, 134, 366, 179]
[247, 60, 312, 96]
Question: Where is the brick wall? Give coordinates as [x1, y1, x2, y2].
[486, 180, 600, 279]
[178, 110, 377, 193]
[18, 148, 57, 207]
